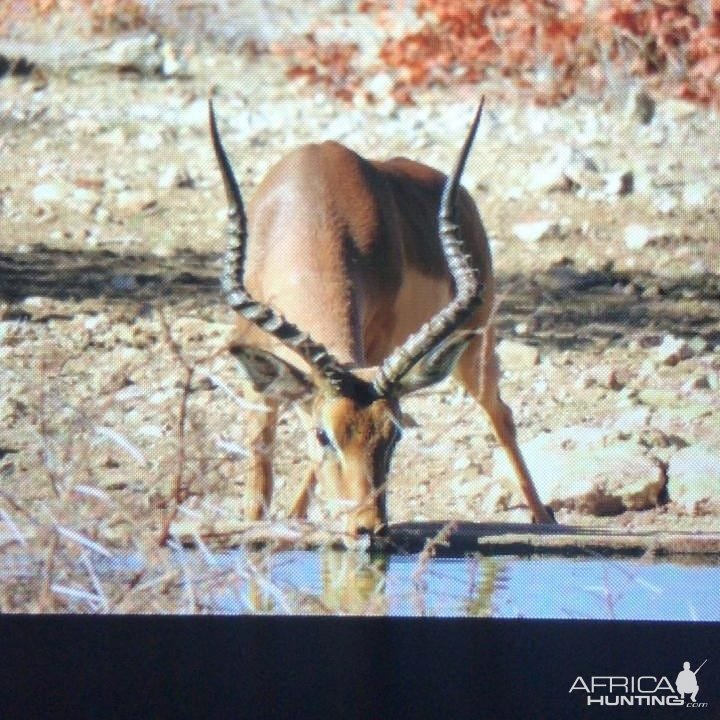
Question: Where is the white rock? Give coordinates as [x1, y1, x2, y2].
[151, 243, 173, 257]
[83, 314, 109, 332]
[682, 182, 709, 206]
[623, 224, 657, 250]
[32, 182, 63, 203]
[604, 169, 633, 197]
[32, 137, 50, 152]
[532, 378, 548, 395]
[495, 339, 539, 369]
[182, 98, 209, 127]
[662, 98, 697, 120]
[528, 144, 598, 192]
[652, 190, 678, 214]
[452, 456, 471, 472]
[366, 71, 394, 96]
[655, 335, 693, 366]
[631, 169, 653, 194]
[98, 128, 126, 146]
[137, 131, 163, 150]
[1, 192, 13, 215]
[514, 318, 538, 335]
[116, 190, 155, 212]
[94, 206, 110, 223]
[161, 41, 187, 77]
[325, 112, 362, 140]
[527, 161, 564, 191]
[157, 165, 177, 189]
[103, 174, 126, 192]
[667, 446, 720, 511]
[100, 33, 162, 74]
[68, 187, 100, 214]
[608, 407, 651, 433]
[21, 296, 61, 317]
[573, 371, 597, 390]
[493, 426, 665, 515]
[640, 123, 667, 146]
[512, 220, 558, 244]
[376, 98, 399, 119]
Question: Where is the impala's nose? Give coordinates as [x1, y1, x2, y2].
[355, 523, 387, 537]
[355, 520, 386, 537]
[350, 507, 385, 537]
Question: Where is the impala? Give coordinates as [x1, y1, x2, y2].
[209, 98, 554, 534]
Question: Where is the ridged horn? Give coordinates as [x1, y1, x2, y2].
[209, 99, 369, 400]
[372, 99, 485, 397]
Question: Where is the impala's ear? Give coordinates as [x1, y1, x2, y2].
[393, 329, 480, 396]
[229, 345, 315, 400]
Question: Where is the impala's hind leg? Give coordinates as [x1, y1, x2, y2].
[455, 325, 555, 524]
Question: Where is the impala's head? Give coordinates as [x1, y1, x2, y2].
[227, 345, 404, 533]
[229, 333, 476, 535]
[230, 345, 401, 534]
[313, 391, 400, 534]
[210, 98, 485, 536]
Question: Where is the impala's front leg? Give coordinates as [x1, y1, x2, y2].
[287, 402, 324, 519]
[287, 437, 344, 525]
[287, 467, 317, 519]
[245, 396, 279, 520]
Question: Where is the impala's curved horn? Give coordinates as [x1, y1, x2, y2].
[209, 100, 366, 398]
[373, 98, 486, 397]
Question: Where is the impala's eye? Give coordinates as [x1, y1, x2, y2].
[316, 428, 331, 448]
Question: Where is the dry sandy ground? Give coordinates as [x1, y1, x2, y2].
[1, 21, 720, 583]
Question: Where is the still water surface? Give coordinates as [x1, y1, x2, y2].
[4, 547, 716, 618]
[221, 550, 720, 619]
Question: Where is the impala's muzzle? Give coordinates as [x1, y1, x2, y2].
[352, 420, 398, 535]
[349, 487, 388, 536]
[330, 470, 387, 537]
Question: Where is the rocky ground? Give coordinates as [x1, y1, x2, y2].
[1, 9, 720, 593]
